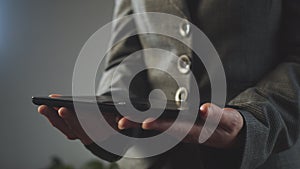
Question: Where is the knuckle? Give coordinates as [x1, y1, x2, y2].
[230, 115, 243, 132]
[59, 110, 69, 119]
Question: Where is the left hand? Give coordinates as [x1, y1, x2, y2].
[118, 103, 244, 149]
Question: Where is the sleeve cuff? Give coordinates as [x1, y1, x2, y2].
[85, 142, 122, 162]
[236, 109, 269, 169]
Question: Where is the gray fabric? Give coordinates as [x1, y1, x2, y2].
[86, 0, 300, 169]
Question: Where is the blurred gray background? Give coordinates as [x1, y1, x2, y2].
[0, 1, 114, 168]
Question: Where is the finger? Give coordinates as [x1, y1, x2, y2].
[142, 118, 169, 131]
[142, 118, 200, 142]
[200, 103, 229, 131]
[58, 107, 88, 140]
[221, 108, 244, 133]
[58, 107, 93, 145]
[199, 103, 216, 118]
[118, 117, 140, 130]
[49, 94, 62, 98]
[200, 103, 241, 133]
[38, 105, 77, 140]
[58, 107, 79, 130]
[48, 94, 62, 110]
[142, 118, 193, 133]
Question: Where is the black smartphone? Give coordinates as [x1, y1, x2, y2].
[32, 95, 190, 119]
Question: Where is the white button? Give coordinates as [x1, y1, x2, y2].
[175, 87, 188, 102]
[177, 54, 191, 74]
[180, 20, 191, 37]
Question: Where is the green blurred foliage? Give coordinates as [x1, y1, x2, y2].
[45, 156, 120, 169]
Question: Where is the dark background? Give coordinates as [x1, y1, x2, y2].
[0, 1, 114, 168]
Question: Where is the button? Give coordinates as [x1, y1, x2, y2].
[177, 54, 191, 74]
[179, 20, 191, 37]
[175, 87, 188, 102]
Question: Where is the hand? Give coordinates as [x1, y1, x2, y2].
[38, 94, 121, 145]
[119, 103, 244, 149]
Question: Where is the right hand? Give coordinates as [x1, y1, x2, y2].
[38, 94, 133, 145]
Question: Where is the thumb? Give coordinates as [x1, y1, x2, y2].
[199, 103, 223, 119]
[49, 94, 62, 98]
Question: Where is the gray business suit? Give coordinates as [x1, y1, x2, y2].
[85, 0, 300, 168]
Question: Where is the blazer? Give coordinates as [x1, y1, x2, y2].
[85, 0, 300, 169]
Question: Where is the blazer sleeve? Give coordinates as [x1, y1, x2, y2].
[85, 0, 150, 162]
[96, 0, 150, 98]
[227, 1, 300, 168]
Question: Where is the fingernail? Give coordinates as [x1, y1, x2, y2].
[200, 105, 206, 112]
[200, 105, 209, 117]
[49, 94, 55, 98]
[38, 105, 47, 114]
[118, 119, 126, 130]
[118, 124, 125, 130]
[200, 105, 205, 111]
[58, 108, 63, 117]
[58, 107, 68, 118]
